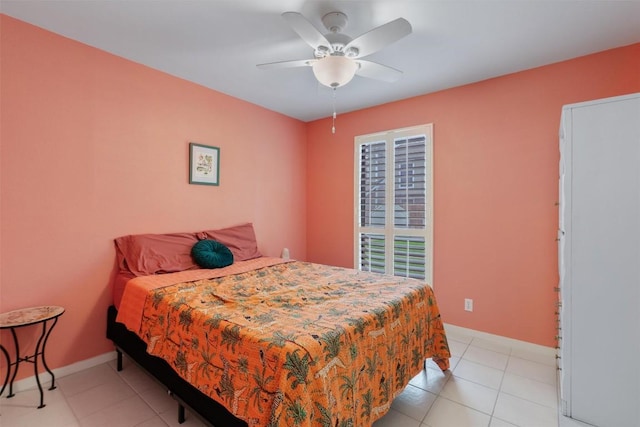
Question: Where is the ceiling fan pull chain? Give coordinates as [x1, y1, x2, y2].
[332, 87, 337, 134]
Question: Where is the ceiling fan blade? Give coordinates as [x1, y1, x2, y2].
[345, 18, 412, 58]
[355, 60, 403, 82]
[257, 59, 315, 70]
[282, 12, 333, 53]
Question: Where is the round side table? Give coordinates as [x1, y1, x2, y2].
[0, 305, 65, 408]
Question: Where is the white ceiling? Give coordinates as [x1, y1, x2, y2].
[2, 1, 640, 122]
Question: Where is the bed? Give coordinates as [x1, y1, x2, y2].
[106, 223, 450, 427]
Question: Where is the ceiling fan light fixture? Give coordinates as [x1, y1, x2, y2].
[312, 56, 358, 88]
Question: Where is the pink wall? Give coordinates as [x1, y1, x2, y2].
[0, 16, 307, 379]
[306, 43, 640, 347]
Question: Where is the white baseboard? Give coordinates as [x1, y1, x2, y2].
[2, 351, 117, 396]
[444, 323, 556, 357]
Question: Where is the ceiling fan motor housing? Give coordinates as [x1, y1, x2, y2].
[313, 12, 358, 58]
[315, 32, 355, 58]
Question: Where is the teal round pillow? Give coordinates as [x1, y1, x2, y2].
[191, 239, 234, 268]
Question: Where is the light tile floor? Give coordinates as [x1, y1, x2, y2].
[1, 329, 577, 427]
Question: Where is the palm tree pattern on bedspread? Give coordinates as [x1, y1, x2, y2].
[138, 261, 450, 427]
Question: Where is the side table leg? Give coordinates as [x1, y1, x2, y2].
[40, 316, 59, 391]
[6, 328, 20, 398]
[0, 344, 10, 397]
[33, 320, 48, 408]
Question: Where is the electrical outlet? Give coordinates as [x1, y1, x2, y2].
[464, 298, 473, 312]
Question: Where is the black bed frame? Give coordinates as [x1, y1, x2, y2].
[106, 305, 247, 427]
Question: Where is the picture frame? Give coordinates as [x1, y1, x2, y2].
[189, 142, 220, 186]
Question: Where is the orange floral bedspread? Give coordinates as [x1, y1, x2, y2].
[125, 260, 450, 427]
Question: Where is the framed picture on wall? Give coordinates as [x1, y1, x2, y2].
[189, 142, 220, 186]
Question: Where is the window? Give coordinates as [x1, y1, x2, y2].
[355, 125, 433, 282]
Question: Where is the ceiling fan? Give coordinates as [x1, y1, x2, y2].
[258, 11, 412, 89]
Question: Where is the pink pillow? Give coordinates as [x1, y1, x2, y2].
[114, 223, 261, 277]
[198, 223, 262, 261]
[114, 232, 199, 276]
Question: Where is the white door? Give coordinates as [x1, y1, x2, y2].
[560, 93, 640, 427]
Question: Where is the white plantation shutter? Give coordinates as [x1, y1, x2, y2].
[355, 125, 433, 282]
[394, 136, 427, 229]
[359, 141, 386, 228]
[359, 233, 386, 274]
[393, 236, 426, 279]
